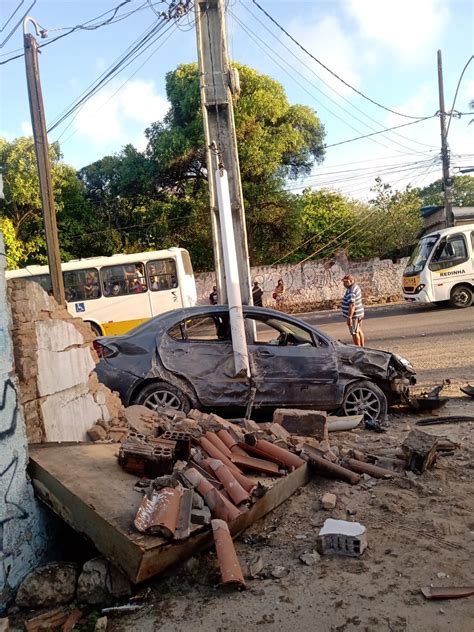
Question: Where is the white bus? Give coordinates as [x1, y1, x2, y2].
[402, 223, 474, 308]
[6, 248, 197, 335]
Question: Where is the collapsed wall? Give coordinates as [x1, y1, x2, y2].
[7, 279, 124, 443]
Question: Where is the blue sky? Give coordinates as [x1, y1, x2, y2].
[1, 0, 473, 199]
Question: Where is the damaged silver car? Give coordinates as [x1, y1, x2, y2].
[94, 305, 416, 422]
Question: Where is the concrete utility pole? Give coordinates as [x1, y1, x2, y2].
[194, 0, 252, 305]
[437, 50, 454, 228]
[23, 17, 65, 305]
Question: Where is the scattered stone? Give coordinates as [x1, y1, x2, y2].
[248, 556, 264, 578]
[321, 493, 337, 510]
[299, 551, 320, 566]
[87, 424, 107, 442]
[76, 558, 132, 605]
[317, 519, 367, 557]
[0, 618, 9, 632]
[273, 409, 328, 441]
[271, 566, 289, 579]
[24, 607, 71, 632]
[295, 534, 307, 540]
[95, 616, 108, 632]
[16, 563, 77, 609]
[123, 405, 170, 435]
[436, 572, 449, 579]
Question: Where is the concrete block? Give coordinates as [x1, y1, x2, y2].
[321, 492, 337, 510]
[87, 424, 108, 442]
[317, 519, 367, 556]
[273, 408, 328, 441]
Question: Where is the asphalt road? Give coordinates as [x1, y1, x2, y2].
[299, 302, 474, 387]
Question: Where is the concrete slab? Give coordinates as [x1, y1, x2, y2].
[28, 443, 309, 584]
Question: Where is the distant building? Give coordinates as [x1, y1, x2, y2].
[421, 205, 474, 234]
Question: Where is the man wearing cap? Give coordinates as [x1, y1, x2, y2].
[341, 274, 365, 346]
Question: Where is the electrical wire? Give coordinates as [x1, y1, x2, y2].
[250, 0, 430, 121]
[446, 55, 474, 137]
[239, 2, 437, 151]
[324, 117, 435, 149]
[0, 0, 36, 49]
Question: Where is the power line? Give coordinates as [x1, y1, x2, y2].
[0, 0, 36, 49]
[250, 0, 430, 121]
[324, 117, 435, 149]
[239, 2, 437, 151]
[446, 55, 474, 137]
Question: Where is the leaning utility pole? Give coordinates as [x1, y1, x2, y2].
[437, 50, 454, 228]
[23, 17, 65, 305]
[194, 0, 252, 304]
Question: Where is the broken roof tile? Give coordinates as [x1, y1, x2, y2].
[134, 487, 182, 539]
[212, 519, 246, 589]
[205, 459, 251, 506]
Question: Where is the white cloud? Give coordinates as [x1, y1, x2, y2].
[73, 79, 168, 149]
[288, 14, 362, 96]
[347, 0, 450, 61]
[20, 120, 33, 136]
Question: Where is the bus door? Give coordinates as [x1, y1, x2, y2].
[146, 258, 181, 316]
[428, 232, 473, 299]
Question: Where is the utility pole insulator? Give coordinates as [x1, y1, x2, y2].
[24, 27, 65, 306]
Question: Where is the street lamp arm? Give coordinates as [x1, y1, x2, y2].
[22, 15, 47, 38]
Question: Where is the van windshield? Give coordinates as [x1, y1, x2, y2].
[404, 235, 439, 276]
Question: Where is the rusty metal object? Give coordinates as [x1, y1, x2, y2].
[212, 519, 246, 588]
[230, 453, 282, 476]
[206, 458, 251, 506]
[134, 487, 182, 538]
[421, 586, 474, 600]
[344, 458, 394, 479]
[302, 445, 360, 485]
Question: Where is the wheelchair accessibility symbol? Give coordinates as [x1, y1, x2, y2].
[75, 303, 85, 313]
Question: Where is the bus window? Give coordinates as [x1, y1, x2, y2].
[101, 263, 147, 297]
[64, 268, 100, 302]
[146, 259, 177, 291]
[429, 234, 469, 271]
[181, 250, 194, 276]
[471, 232, 474, 252]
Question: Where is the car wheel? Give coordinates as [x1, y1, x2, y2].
[449, 285, 473, 309]
[342, 380, 387, 423]
[86, 321, 102, 337]
[134, 381, 191, 413]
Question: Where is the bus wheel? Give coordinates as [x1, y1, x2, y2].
[135, 381, 191, 414]
[449, 285, 473, 309]
[86, 321, 102, 337]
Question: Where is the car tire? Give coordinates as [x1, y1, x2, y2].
[134, 381, 191, 413]
[449, 285, 473, 309]
[86, 321, 102, 337]
[341, 380, 388, 423]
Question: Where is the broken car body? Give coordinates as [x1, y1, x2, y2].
[94, 306, 416, 422]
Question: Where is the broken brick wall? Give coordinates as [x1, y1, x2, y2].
[196, 253, 408, 313]
[7, 279, 124, 443]
[0, 235, 58, 613]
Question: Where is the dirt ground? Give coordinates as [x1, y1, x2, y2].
[108, 391, 474, 632]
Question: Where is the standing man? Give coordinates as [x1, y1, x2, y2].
[252, 281, 263, 306]
[341, 274, 365, 346]
[209, 285, 218, 305]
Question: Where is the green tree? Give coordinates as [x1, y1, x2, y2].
[418, 175, 474, 207]
[0, 136, 89, 266]
[365, 178, 423, 258]
[145, 62, 326, 266]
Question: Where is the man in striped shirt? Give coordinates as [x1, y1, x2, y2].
[341, 274, 365, 346]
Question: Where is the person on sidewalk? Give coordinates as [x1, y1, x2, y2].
[341, 274, 365, 346]
[209, 285, 218, 305]
[252, 281, 263, 306]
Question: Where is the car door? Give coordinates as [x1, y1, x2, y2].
[159, 312, 249, 407]
[246, 314, 340, 407]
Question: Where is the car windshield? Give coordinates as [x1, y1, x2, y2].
[404, 235, 438, 276]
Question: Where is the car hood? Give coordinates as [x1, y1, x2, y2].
[333, 342, 409, 381]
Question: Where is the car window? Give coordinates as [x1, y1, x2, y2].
[101, 262, 147, 296]
[429, 234, 469, 271]
[63, 268, 100, 302]
[167, 315, 231, 342]
[246, 315, 317, 346]
[146, 259, 177, 292]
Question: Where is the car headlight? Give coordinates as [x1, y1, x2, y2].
[394, 354, 414, 371]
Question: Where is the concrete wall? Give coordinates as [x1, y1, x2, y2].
[196, 253, 408, 312]
[7, 280, 124, 443]
[0, 236, 53, 613]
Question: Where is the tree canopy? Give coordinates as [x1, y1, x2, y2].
[417, 175, 474, 207]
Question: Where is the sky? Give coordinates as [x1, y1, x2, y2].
[0, 0, 473, 201]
